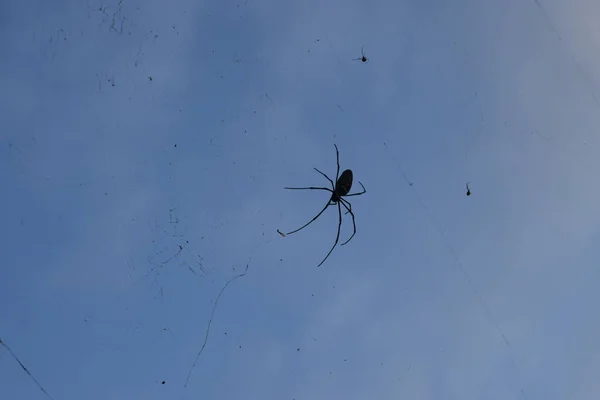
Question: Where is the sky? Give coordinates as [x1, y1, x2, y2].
[2, 0, 600, 399]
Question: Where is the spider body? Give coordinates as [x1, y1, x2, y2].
[279, 145, 366, 267]
[353, 46, 369, 63]
[333, 169, 353, 199]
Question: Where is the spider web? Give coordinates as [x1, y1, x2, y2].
[4, 1, 600, 398]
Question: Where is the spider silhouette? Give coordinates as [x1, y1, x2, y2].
[278, 144, 366, 266]
[353, 46, 368, 63]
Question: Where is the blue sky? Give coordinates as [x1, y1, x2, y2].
[2, 0, 600, 398]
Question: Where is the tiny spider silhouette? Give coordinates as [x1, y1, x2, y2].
[466, 182, 471, 196]
[278, 144, 366, 267]
[353, 46, 368, 63]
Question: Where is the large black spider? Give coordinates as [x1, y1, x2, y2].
[278, 144, 366, 267]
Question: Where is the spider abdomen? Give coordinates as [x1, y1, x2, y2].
[336, 169, 353, 196]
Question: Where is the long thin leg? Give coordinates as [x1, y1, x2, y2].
[333, 144, 340, 182]
[313, 168, 334, 190]
[344, 181, 366, 197]
[340, 197, 352, 215]
[317, 201, 342, 267]
[284, 186, 333, 192]
[282, 200, 331, 236]
[339, 199, 356, 246]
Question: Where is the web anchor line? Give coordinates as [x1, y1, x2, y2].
[184, 238, 274, 387]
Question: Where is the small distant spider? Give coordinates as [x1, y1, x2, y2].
[353, 46, 368, 63]
[466, 182, 471, 196]
[278, 144, 366, 267]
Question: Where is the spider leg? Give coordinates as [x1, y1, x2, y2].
[284, 186, 333, 192]
[282, 199, 331, 236]
[343, 181, 366, 197]
[340, 197, 352, 215]
[339, 199, 356, 246]
[333, 144, 340, 182]
[313, 168, 334, 190]
[317, 200, 343, 267]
